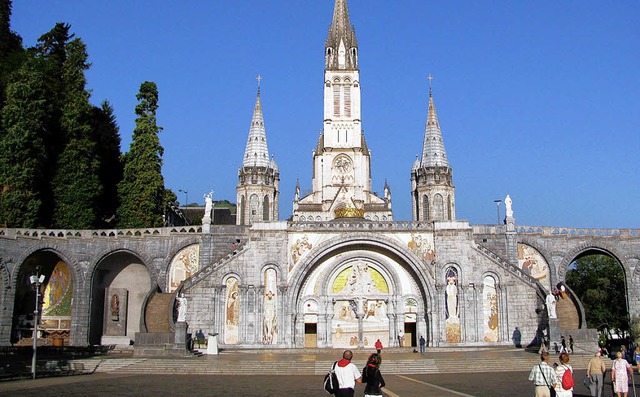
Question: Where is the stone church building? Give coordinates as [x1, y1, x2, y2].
[212, 0, 536, 349]
[1, 0, 639, 352]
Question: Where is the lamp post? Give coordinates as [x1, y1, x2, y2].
[178, 189, 188, 206]
[494, 199, 502, 225]
[29, 269, 45, 379]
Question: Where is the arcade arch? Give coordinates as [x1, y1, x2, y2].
[11, 250, 75, 346]
[89, 251, 151, 345]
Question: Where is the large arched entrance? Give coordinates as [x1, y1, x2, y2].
[89, 251, 151, 345]
[292, 237, 434, 349]
[565, 249, 628, 337]
[11, 250, 74, 346]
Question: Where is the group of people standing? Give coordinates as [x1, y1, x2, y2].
[530, 349, 637, 397]
[331, 350, 385, 397]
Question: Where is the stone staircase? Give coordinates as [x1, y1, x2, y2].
[145, 293, 174, 332]
[556, 294, 580, 330]
[68, 350, 594, 375]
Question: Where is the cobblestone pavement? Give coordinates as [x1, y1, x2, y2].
[0, 369, 628, 396]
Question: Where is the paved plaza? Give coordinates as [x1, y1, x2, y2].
[0, 370, 621, 396]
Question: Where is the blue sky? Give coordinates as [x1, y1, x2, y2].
[11, 1, 640, 228]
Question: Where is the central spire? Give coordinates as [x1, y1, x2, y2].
[325, 0, 358, 70]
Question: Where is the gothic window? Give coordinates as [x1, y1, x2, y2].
[250, 194, 259, 224]
[434, 194, 444, 221]
[344, 85, 351, 118]
[333, 84, 340, 117]
[422, 195, 429, 221]
[239, 195, 245, 225]
[263, 195, 269, 221]
[447, 195, 453, 220]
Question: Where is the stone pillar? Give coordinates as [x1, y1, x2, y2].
[174, 321, 188, 350]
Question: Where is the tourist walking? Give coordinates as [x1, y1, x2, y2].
[419, 335, 426, 353]
[529, 351, 558, 397]
[333, 350, 362, 397]
[554, 352, 573, 397]
[569, 335, 574, 353]
[362, 353, 385, 397]
[587, 351, 606, 397]
[374, 339, 382, 354]
[398, 329, 405, 347]
[561, 336, 567, 353]
[612, 351, 634, 397]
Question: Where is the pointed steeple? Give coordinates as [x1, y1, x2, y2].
[242, 76, 270, 168]
[420, 78, 449, 168]
[325, 0, 358, 70]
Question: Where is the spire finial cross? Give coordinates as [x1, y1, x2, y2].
[257, 74, 262, 88]
[428, 74, 433, 96]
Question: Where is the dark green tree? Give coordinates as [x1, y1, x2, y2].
[117, 81, 165, 228]
[91, 101, 122, 228]
[51, 38, 102, 228]
[0, 0, 24, 128]
[566, 254, 628, 333]
[0, 57, 50, 227]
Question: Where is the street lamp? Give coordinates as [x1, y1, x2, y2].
[494, 199, 502, 225]
[178, 189, 188, 206]
[29, 269, 45, 379]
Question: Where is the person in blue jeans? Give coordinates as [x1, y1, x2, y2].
[419, 335, 426, 353]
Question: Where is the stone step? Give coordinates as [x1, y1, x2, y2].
[76, 353, 594, 375]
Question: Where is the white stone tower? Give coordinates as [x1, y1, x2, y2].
[236, 79, 279, 225]
[293, 0, 392, 222]
[411, 80, 455, 222]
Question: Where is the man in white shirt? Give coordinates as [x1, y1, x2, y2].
[334, 350, 362, 397]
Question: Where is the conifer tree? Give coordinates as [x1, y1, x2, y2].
[0, 0, 24, 127]
[117, 81, 165, 228]
[51, 38, 101, 228]
[0, 57, 49, 227]
[91, 101, 122, 228]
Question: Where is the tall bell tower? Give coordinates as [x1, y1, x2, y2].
[411, 77, 455, 222]
[293, 0, 392, 222]
[236, 78, 280, 225]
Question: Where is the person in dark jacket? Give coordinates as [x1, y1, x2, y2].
[362, 353, 385, 397]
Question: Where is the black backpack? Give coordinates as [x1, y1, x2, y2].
[323, 361, 339, 394]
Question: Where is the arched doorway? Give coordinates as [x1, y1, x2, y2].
[11, 250, 73, 346]
[293, 240, 432, 349]
[89, 251, 151, 345]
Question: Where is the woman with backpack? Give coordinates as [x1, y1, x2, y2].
[554, 352, 574, 396]
[362, 353, 385, 397]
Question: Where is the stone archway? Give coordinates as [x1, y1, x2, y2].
[89, 251, 151, 345]
[11, 250, 74, 346]
[290, 235, 434, 349]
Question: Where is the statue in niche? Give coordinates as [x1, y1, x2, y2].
[446, 275, 458, 320]
[110, 294, 120, 321]
[176, 293, 187, 322]
[263, 290, 276, 344]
